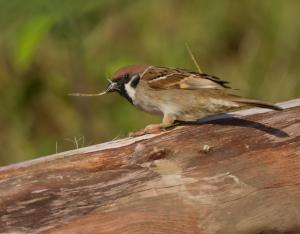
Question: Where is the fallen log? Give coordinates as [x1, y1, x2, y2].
[0, 98, 300, 234]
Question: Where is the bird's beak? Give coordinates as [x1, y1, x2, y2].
[106, 82, 118, 93]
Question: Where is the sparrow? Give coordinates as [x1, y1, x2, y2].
[71, 64, 282, 135]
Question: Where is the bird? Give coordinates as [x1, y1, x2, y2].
[71, 64, 282, 135]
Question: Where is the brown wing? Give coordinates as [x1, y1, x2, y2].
[144, 67, 232, 90]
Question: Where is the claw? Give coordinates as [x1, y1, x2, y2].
[144, 124, 163, 134]
[129, 124, 163, 137]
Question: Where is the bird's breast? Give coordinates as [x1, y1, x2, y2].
[133, 83, 167, 115]
[133, 93, 163, 115]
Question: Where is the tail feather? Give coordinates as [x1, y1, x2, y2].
[233, 98, 283, 111]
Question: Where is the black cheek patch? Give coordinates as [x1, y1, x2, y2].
[130, 75, 140, 88]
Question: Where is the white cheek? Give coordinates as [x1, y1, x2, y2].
[124, 83, 136, 100]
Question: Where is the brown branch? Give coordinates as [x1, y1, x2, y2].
[0, 99, 300, 234]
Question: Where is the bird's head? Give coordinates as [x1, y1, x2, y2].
[105, 64, 150, 103]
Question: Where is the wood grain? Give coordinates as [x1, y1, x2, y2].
[0, 99, 300, 234]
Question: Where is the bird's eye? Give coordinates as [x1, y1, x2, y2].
[124, 73, 130, 81]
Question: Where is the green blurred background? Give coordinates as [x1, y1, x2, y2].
[0, 0, 299, 165]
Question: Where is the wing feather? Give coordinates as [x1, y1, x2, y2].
[145, 67, 232, 90]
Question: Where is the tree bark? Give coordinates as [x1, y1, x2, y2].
[1, 99, 300, 234]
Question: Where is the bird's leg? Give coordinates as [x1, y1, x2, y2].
[144, 114, 176, 134]
[129, 114, 176, 137]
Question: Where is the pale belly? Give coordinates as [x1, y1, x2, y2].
[134, 85, 240, 121]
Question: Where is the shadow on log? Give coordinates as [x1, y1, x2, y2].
[1, 99, 300, 234]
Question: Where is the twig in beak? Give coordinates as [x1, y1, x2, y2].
[68, 91, 107, 97]
[69, 79, 117, 97]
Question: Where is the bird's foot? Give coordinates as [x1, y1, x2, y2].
[129, 124, 165, 137]
[144, 124, 165, 134]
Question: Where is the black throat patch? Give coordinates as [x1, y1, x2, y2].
[118, 85, 133, 104]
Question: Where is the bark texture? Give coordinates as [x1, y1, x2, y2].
[0, 99, 300, 234]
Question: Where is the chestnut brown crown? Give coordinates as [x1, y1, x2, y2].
[111, 64, 149, 81]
